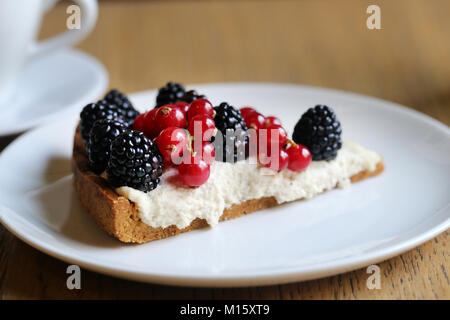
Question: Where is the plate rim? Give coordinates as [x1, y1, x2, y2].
[0, 82, 449, 287]
[0, 202, 448, 287]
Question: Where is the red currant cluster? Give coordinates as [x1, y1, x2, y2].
[240, 107, 312, 172]
[133, 99, 217, 187]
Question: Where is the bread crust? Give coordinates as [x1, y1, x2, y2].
[72, 126, 384, 243]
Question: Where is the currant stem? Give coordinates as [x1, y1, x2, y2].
[284, 138, 297, 149]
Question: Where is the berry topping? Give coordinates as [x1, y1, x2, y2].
[178, 156, 211, 187]
[87, 119, 128, 174]
[80, 100, 120, 141]
[265, 116, 282, 127]
[156, 82, 185, 107]
[214, 102, 247, 132]
[244, 111, 266, 130]
[142, 108, 159, 139]
[239, 107, 256, 119]
[106, 130, 163, 192]
[187, 98, 214, 119]
[154, 105, 187, 132]
[292, 105, 342, 161]
[104, 89, 139, 126]
[181, 90, 206, 103]
[132, 113, 145, 132]
[285, 141, 312, 172]
[155, 127, 189, 166]
[197, 141, 216, 165]
[257, 123, 289, 171]
[266, 124, 288, 146]
[187, 114, 216, 141]
[212, 102, 249, 163]
[260, 147, 289, 171]
[174, 101, 190, 116]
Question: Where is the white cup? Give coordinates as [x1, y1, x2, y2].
[0, 0, 98, 105]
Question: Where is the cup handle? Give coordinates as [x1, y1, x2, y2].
[28, 0, 98, 59]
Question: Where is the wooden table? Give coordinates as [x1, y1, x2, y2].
[0, 0, 449, 299]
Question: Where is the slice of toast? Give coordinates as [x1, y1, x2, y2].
[72, 126, 384, 243]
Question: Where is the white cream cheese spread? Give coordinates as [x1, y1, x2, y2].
[116, 141, 381, 229]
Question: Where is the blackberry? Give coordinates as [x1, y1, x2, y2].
[213, 102, 247, 133]
[104, 89, 139, 126]
[156, 82, 185, 107]
[292, 105, 342, 161]
[106, 130, 163, 192]
[87, 119, 128, 174]
[181, 90, 206, 103]
[212, 102, 249, 163]
[80, 100, 120, 141]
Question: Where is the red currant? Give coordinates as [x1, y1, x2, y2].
[260, 147, 289, 171]
[155, 127, 189, 165]
[142, 108, 159, 139]
[155, 105, 186, 132]
[245, 111, 266, 130]
[132, 113, 145, 132]
[178, 156, 211, 187]
[240, 107, 256, 119]
[174, 101, 190, 117]
[187, 114, 216, 141]
[192, 141, 215, 165]
[187, 99, 214, 119]
[266, 124, 288, 146]
[286, 143, 312, 172]
[265, 116, 282, 127]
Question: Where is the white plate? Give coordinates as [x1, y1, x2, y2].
[0, 48, 108, 136]
[0, 83, 449, 287]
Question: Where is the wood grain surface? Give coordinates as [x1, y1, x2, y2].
[0, 0, 449, 299]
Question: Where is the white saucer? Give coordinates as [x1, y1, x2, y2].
[0, 48, 108, 136]
[0, 83, 448, 287]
